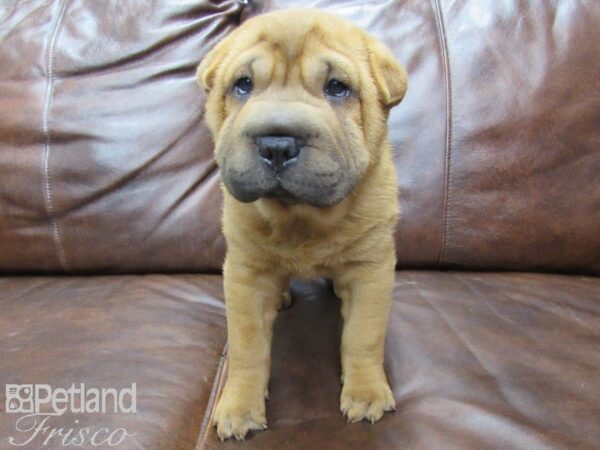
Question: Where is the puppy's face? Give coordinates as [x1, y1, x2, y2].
[198, 9, 407, 207]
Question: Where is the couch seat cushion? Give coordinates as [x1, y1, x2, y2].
[0, 274, 226, 449]
[201, 272, 600, 449]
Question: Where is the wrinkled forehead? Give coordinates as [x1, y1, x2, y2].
[222, 23, 365, 86]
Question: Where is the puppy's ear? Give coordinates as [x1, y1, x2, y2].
[368, 39, 408, 108]
[196, 37, 231, 93]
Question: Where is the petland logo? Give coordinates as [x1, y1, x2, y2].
[4, 384, 138, 447]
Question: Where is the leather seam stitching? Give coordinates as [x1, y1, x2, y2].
[195, 343, 228, 449]
[42, 0, 70, 272]
[433, 0, 453, 266]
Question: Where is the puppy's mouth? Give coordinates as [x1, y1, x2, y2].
[264, 184, 301, 205]
[220, 139, 357, 208]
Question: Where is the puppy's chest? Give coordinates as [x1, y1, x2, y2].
[264, 236, 346, 278]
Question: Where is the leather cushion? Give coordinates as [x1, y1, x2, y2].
[0, 274, 226, 449]
[200, 271, 600, 449]
[1, 0, 598, 274]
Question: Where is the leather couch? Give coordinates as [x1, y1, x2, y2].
[1, 1, 598, 449]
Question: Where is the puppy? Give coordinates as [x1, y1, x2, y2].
[197, 8, 407, 441]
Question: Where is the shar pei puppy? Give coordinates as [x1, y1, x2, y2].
[197, 8, 407, 441]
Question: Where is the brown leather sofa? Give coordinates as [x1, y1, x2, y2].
[1, 1, 599, 449]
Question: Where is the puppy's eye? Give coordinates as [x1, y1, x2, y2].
[232, 76, 253, 97]
[324, 79, 351, 98]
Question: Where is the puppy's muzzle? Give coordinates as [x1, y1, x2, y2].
[256, 135, 300, 172]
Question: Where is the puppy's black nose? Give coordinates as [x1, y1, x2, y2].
[256, 136, 300, 170]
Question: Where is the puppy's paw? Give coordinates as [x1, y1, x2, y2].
[213, 386, 267, 441]
[340, 376, 395, 424]
[279, 291, 293, 310]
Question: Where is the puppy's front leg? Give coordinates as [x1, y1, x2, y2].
[334, 256, 396, 424]
[213, 257, 285, 441]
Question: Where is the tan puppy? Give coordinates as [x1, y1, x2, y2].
[197, 8, 407, 441]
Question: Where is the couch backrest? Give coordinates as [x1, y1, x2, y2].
[1, 0, 598, 274]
